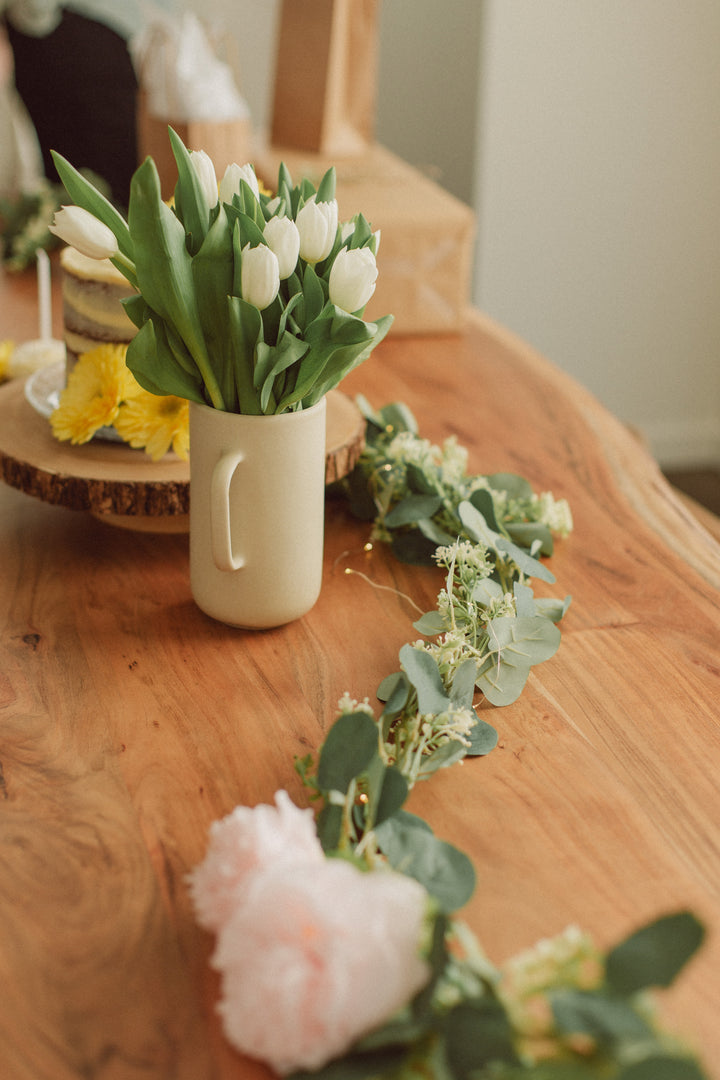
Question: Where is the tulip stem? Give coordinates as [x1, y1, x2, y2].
[111, 251, 139, 290]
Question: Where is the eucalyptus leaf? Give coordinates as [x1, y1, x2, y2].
[316, 710, 379, 793]
[513, 581, 537, 617]
[391, 530, 439, 565]
[466, 716, 499, 756]
[506, 521, 554, 556]
[384, 494, 444, 528]
[451, 657, 479, 708]
[406, 461, 441, 495]
[618, 1057, 708, 1080]
[417, 740, 467, 776]
[486, 472, 534, 500]
[496, 535, 556, 584]
[375, 812, 475, 912]
[551, 989, 653, 1046]
[371, 765, 409, 827]
[376, 401, 419, 436]
[378, 672, 410, 718]
[443, 1000, 519, 1076]
[469, 487, 505, 534]
[316, 802, 343, 854]
[399, 643, 451, 715]
[413, 610, 448, 637]
[486, 616, 562, 666]
[605, 911, 705, 997]
[475, 650, 531, 707]
[535, 595, 572, 623]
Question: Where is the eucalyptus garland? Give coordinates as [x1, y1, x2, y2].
[285, 401, 708, 1079]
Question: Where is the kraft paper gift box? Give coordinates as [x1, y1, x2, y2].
[255, 143, 476, 335]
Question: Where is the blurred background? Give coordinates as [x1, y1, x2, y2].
[2, 0, 719, 489]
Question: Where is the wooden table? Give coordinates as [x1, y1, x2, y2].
[1, 264, 719, 1079]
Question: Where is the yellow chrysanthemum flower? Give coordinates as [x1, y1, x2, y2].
[114, 389, 189, 462]
[0, 340, 14, 382]
[51, 344, 139, 444]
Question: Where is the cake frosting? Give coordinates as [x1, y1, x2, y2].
[60, 246, 137, 365]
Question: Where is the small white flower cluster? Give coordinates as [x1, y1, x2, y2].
[421, 703, 477, 748]
[336, 691, 375, 718]
[534, 491, 574, 537]
[503, 923, 600, 999]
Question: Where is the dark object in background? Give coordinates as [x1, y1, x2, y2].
[6, 10, 137, 208]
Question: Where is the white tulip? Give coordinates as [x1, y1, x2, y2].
[263, 216, 300, 280]
[190, 149, 218, 208]
[295, 195, 338, 263]
[49, 206, 118, 260]
[241, 243, 280, 310]
[328, 247, 378, 313]
[219, 161, 260, 204]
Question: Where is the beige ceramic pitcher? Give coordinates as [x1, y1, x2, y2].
[189, 397, 327, 628]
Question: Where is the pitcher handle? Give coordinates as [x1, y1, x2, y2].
[210, 450, 245, 572]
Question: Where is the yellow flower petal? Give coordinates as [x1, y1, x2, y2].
[114, 390, 189, 461]
[0, 340, 14, 383]
[50, 343, 135, 444]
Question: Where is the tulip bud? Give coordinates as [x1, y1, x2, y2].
[328, 247, 378, 314]
[219, 161, 260, 204]
[190, 149, 218, 208]
[263, 216, 300, 280]
[49, 206, 119, 261]
[241, 243, 280, 310]
[295, 196, 338, 263]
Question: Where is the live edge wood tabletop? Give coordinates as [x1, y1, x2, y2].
[1, 262, 719, 1080]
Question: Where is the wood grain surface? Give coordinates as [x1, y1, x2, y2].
[1, 264, 719, 1079]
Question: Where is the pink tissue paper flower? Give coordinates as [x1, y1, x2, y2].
[214, 858, 430, 1075]
[188, 792, 431, 1075]
[187, 790, 324, 933]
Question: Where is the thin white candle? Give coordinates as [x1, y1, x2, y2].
[37, 248, 52, 340]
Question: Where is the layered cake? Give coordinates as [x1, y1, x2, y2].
[60, 246, 137, 367]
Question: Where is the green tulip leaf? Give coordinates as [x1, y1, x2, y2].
[50, 150, 133, 259]
[168, 125, 211, 254]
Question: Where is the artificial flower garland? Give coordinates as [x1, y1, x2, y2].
[188, 403, 707, 1079]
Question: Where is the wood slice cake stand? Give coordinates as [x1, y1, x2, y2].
[0, 374, 365, 532]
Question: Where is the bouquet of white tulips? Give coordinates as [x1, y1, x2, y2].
[49, 129, 392, 414]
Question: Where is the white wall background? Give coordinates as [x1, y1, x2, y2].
[187, 0, 720, 468]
